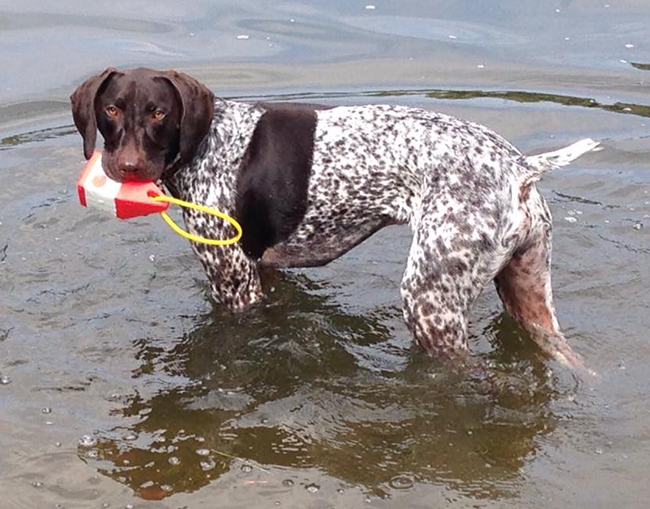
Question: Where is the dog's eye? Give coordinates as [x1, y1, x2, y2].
[152, 110, 166, 121]
[105, 106, 119, 117]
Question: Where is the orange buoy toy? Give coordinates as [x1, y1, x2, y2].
[77, 151, 169, 219]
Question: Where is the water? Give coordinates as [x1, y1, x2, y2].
[1, 1, 649, 508]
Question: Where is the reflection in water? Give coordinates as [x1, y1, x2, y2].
[79, 271, 559, 501]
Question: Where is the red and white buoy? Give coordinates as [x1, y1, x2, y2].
[77, 151, 169, 219]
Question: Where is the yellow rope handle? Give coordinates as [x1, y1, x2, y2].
[150, 194, 242, 245]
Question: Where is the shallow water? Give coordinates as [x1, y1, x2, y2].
[1, 1, 650, 508]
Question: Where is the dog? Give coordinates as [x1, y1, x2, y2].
[71, 67, 598, 374]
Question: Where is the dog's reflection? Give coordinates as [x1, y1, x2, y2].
[81, 271, 558, 501]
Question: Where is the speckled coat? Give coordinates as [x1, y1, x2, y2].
[166, 98, 597, 371]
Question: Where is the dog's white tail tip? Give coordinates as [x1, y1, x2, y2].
[524, 138, 599, 177]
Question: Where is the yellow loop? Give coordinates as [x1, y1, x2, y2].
[151, 194, 242, 246]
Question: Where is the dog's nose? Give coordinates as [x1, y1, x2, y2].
[117, 149, 145, 178]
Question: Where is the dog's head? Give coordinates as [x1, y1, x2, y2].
[70, 67, 214, 182]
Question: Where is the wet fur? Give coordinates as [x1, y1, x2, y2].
[71, 67, 597, 374]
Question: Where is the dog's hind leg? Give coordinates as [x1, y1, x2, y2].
[399, 191, 511, 364]
[493, 206, 593, 375]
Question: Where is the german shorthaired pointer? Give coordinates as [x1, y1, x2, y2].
[71, 67, 598, 374]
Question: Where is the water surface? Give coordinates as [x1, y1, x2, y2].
[1, 1, 649, 508]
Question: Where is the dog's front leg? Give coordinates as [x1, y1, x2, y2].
[190, 242, 264, 312]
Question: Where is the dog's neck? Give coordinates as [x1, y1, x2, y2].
[162, 98, 264, 204]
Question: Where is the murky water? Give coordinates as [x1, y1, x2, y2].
[1, 1, 649, 507]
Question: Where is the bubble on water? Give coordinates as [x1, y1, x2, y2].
[1, 375, 11, 385]
[236, 34, 250, 40]
[337, 488, 345, 494]
[124, 434, 137, 441]
[274, 502, 281, 507]
[365, 5, 376, 10]
[564, 216, 578, 223]
[55, 442, 62, 447]
[282, 479, 294, 487]
[125, 504, 134, 509]
[196, 448, 210, 456]
[241, 464, 253, 473]
[200, 459, 216, 471]
[31, 481, 43, 488]
[42, 407, 52, 414]
[102, 503, 110, 508]
[161, 484, 173, 492]
[196, 436, 205, 442]
[305, 483, 320, 493]
[168, 456, 181, 466]
[140, 480, 154, 488]
[78, 435, 97, 447]
[389, 475, 414, 490]
[625, 43, 635, 48]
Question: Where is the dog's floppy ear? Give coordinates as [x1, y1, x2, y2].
[70, 67, 118, 160]
[158, 70, 215, 163]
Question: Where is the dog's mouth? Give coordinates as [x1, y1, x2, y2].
[102, 157, 165, 184]
[122, 171, 158, 182]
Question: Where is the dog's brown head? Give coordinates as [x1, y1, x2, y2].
[70, 67, 214, 182]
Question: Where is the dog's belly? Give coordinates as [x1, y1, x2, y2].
[259, 216, 395, 268]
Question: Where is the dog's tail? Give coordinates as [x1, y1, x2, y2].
[522, 138, 599, 183]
